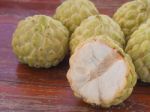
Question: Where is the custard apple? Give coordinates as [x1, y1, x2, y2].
[67, 35, 137, 107]
[70, 15, 125, 54]
[126, 19, 150, 82]
[113, 0, 150, 40]
[54, 0, 99, 33]
[12, 15, 69, 68]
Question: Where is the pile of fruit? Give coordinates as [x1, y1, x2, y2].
[11, 0, 150, 108]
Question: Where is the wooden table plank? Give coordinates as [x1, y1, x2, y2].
[0, 0, 150, 111]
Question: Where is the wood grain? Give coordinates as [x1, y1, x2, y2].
[0, 0, 150, 111]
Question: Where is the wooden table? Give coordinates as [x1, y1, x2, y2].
[0, 0, 149, 111]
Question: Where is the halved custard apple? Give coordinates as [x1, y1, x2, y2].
[67, 36, 137, 107]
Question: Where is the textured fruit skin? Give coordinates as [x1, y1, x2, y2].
[68, 36, 137, 107]
[12, 15, 69, 68]
[70, 15, 125, 54]
[126, 19, 150, 82]
[54, 0, 99, 33]
[113, 0, 150, 40]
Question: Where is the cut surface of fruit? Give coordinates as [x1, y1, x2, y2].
[67, 37, 137, 107]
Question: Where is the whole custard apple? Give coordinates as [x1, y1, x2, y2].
[12, 15, 69, 68]
[54, 0, 99, 33]
[67, 36, 137, 107]
[126, 19, 150, 82]
[70, 15, 125, 54]
[113, 0, 150, 40]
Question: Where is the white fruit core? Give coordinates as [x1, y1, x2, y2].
[68, 40, 128, 105]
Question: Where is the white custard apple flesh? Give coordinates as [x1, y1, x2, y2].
[70, 15, 125, 54]
[54, 0, 99, 33]
[126, 19, 150, 82]
[67, 36, 137, 107]
[113, 0, 150, 40]
[12, 15, 69, 68]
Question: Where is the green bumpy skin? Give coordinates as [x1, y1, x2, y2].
[126, 19, 150, 82]
[113, 0, 150, 40]
[69, 36, 137, 107]
[70, 15, 125, 54]
[54, 0, 99, 33]
[12, 15, 69, 68]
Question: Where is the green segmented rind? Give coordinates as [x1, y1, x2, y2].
[12, 15, 69, 68]
[70, 15, 125, 54]
[113, 0, 150, 40]
[126, 19, 150, 82]
[54, 0, 99, 33]
[69, 36, 137, 107]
